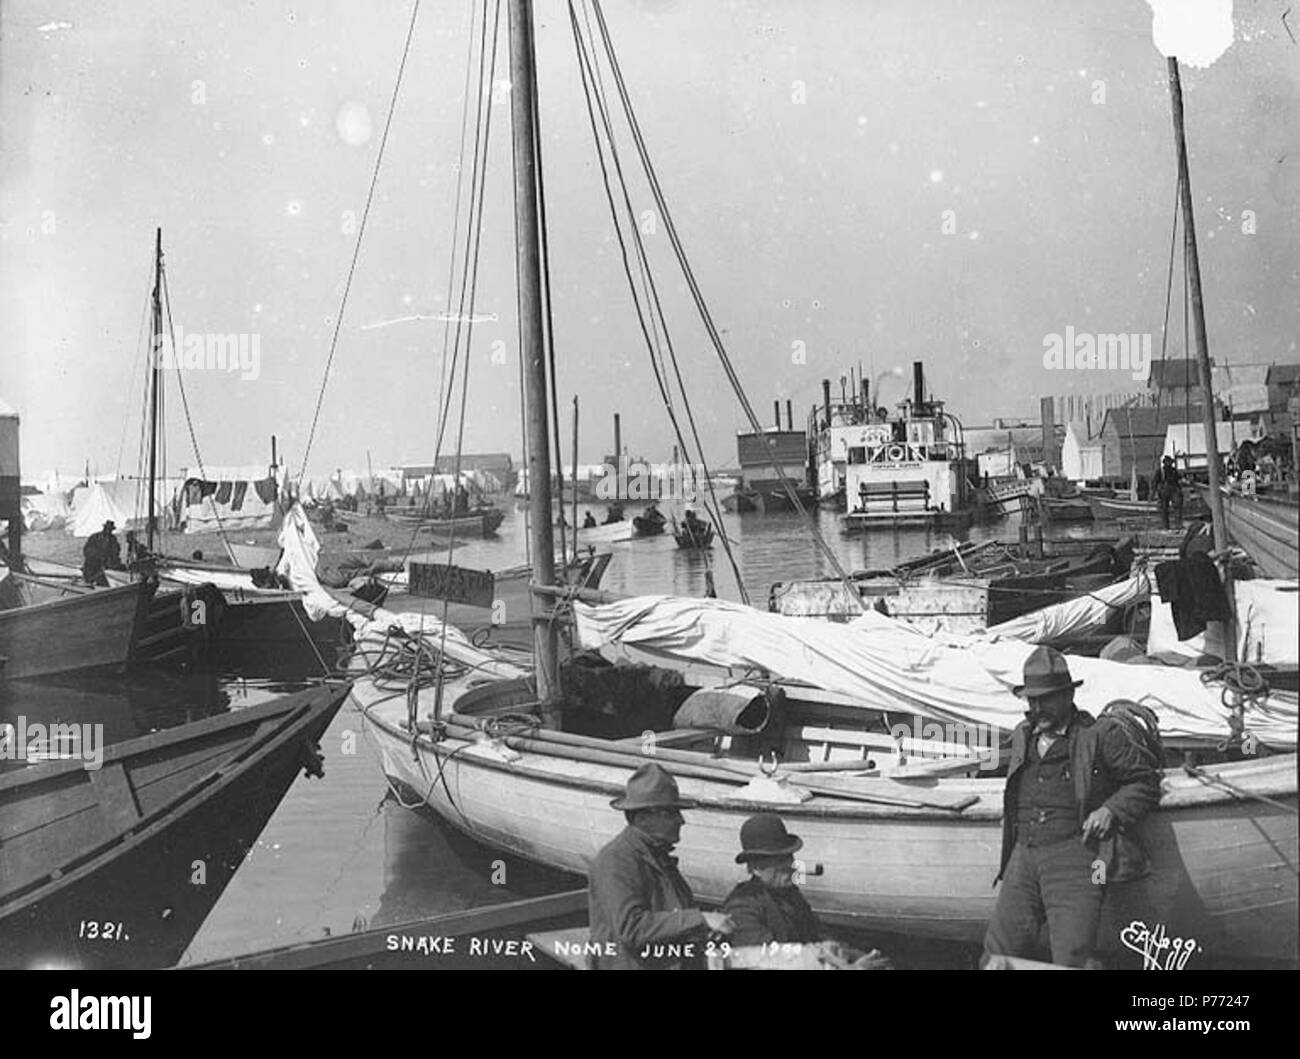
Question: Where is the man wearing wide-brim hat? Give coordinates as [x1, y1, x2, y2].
[983, 646, 1161, 968]
[587, 763, 734, 969]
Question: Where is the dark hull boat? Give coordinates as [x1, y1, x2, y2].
[631, 511, 667, 536]
[130, 583, 226, 671]
[1037, 495, 1093, 522]
[0, 681, 351, 969]
[208, 590, 350, 677]
[186, 890, 588, 970]
[0, 580, 154, 681]
[674, 522, 715, 549]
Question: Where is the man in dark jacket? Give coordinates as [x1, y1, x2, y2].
[722, 814, 893, 968]
[723, 813, 822, 947]
[1154, 455, 1183, 528]
[81, 520, 122, 586]
[983, 646, 1161, 967]
[587, 763, 733, 969]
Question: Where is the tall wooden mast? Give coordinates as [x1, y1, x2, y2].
[147, 227, 163, 553]
[507, 0, 558, 701]
[1167, 57, 1233, 660]
[1167, 58, 1228, 553]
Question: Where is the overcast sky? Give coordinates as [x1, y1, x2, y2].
[2, 0, 1297, 482]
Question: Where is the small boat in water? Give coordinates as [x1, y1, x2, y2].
[674, 518, 715, 549]
[1037, 495, 1093, 522]
[1086, 489, 1207, 523]
[379, 506, 505, 538]
[631, 506, 667, 537]
[0, 681, 351, 969]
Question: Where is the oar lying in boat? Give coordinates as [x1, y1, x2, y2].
[435, 715, 977, 813]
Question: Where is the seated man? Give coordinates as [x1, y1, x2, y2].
[723, 813, 891, 968]
[723, 813, 821, 947]
[588, 763, 733, 969]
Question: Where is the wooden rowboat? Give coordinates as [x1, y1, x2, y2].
[354, 639, 1297, 966]
[0, 580, 154, 681]
[184, 890, 587, 970]
[0, 681, 352, 969]
[1086, 490, 1208, 523]
[674, 522, 715, 549]
[382, 507, 505, 538]
[1037, 495, 1093, 522]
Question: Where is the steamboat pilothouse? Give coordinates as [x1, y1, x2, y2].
[814, 361, 971, 528]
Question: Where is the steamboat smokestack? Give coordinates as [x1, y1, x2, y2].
[774, 400, 781, 429]
[822, 379, 832, 428]
[786, 400, 793, 431]
[913, 361, 925, 412]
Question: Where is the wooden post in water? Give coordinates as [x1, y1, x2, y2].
[507, 0, 558, 704]
[1167, 56, 1233, 661]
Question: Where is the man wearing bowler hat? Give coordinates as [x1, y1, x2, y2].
[983, 645, 1160, 967]
[588, 762, 734, 970]
[722, 813, 823, 947]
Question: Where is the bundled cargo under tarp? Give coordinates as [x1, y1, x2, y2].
[573, 595, 1297, 750]
[981, 572, 1150, 643]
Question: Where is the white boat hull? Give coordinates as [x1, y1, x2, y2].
[358, 686, 1297, 963]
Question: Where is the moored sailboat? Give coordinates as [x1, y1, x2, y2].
[351, 0, 1296, 969]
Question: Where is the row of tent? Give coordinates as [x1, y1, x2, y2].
[20, 466, 501, 537]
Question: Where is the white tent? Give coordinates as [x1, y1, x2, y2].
[1060, 422, 1105, 482]
[178, 465, 279, 533]
[67, 481, 144, 538]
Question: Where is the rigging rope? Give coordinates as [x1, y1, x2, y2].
[431, 0, 503, 722]
[588, 0, 861, 604]
[569, 1, 748, 601]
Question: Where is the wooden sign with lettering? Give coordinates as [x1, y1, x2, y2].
[408, 561, 496, 609]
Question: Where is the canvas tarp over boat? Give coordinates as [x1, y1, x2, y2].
[573, 595, 1298, 750]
